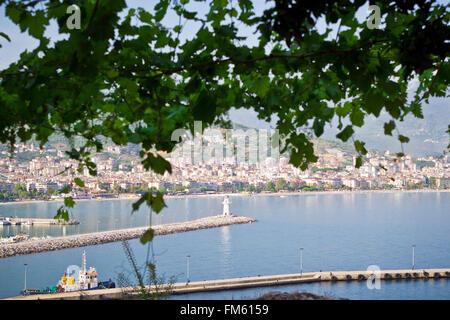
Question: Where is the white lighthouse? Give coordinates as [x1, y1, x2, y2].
[222, 196, 231, 216]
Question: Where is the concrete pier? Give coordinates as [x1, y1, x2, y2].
[0, 215, 256, 258]
[0, 217, 79, 225]
[5, 268, 449, 300]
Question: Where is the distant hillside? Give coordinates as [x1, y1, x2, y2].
[229, 97, 449, 157]
[3, 98, 448, 160]
[321, 97, 449, 156]
[230, 121, 356, 162]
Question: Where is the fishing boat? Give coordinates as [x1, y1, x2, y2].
[20, 250, 115, 296]
[0, 234, 29, 243]
[0, 219, 11, 226]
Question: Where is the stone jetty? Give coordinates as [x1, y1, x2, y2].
[0, 215, 256, 258]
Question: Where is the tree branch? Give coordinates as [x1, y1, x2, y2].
[0, 39, 388, 80]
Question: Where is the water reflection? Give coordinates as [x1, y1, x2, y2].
[220, 226, 231, 255]
[219, 226, 232, 275]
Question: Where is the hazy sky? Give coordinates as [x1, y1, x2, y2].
[0, 0, 375, 68]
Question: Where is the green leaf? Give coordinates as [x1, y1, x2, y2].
[154, 0, 169, 22]
[380, 81, 399, 96]
[132, 192, 166, 214]
[0, 32, 11, 42]
[287, 134, 318, 170]
[354, 140, 367, 155]
[5, 6, 21, 24]
[74, 177, 85, 188]
[141, 153, 172, 175]
[384, 121, 396, 136]
[64, 196, 75, 208]
[335, 102, 352, 117]
[147, 192, 166, 213]
[132, 194, 147, 213]
[192, 89, 216, 124]
[182, 10, 197, 19]
[60, 185, 71, 194]
[355, 156, 362, 168]
[140, 228, 155, 244]
[350, 108, 364, 127]
[23, 10, 48, 39]
[364, 92, 384, 117]
[398, 135, 410, 143]
[138, 9, 153, 24]
[251, 76, 270, 98]
[325, 85, 339, 99]
[336, 126, 354, 142]
[312, 118, 325, 137]
[54, 207, 69, 221]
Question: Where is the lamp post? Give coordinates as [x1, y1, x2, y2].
[300, 248, 303, 276]
[24, 264, 28, 292]
[186, 255, 191, 285]
[412, 245, 416, 270]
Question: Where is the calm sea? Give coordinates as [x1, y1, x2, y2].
[0, 191, 449, 299]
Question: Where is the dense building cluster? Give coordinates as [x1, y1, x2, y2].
[0, 141, 449, 201]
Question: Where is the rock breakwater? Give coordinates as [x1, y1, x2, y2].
[0, 215, 256, 258]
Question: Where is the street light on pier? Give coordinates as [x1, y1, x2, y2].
[412, 245, 416, 270]
[24, 264, 28, 292]
[186, 255, 191, 285]
[300, 248, 303, 276]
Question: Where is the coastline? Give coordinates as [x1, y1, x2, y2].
[0, 188, 449, 207]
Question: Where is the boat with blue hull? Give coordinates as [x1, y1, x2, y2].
[20, 250, 115, 296]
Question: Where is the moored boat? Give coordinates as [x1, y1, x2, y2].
[21, 250, 115, 296]
[0, 220, 11, 226]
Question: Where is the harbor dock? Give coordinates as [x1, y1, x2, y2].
[6, 268, 450, 300]
[0, 217, 79, 226]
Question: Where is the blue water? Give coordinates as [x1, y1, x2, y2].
[0, 191, 449, 299]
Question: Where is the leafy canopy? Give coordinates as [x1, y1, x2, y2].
[0, 0, 449, 242]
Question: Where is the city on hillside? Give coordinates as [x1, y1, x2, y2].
[0, 134, 449, 202]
